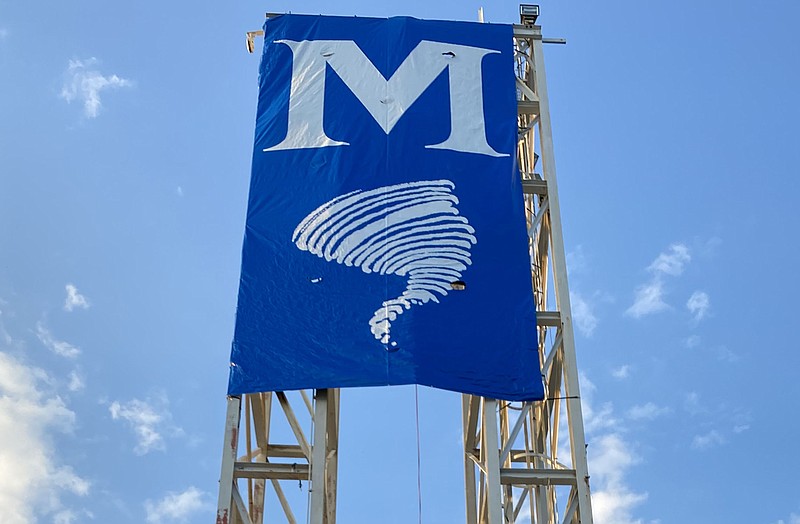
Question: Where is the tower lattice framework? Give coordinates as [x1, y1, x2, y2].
[216, 16, 594, 524]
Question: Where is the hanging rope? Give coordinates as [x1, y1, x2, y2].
[414, 385, 423, 524]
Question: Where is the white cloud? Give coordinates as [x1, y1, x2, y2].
[589, 434, 648, 524]
[586, 401, 617, 433]
[686, 291, 709, 322]
[53, 508, 94, 524]
[53, 509, 76, 524]
[612, 365, 631, 379]
[626, 402, 669, 421]
[0, 299, 13, 343]
[60, 58, 132, 118]
[627, 243, 693, 318]
[176, 186, 184, 197]
[774, 513, 800, 524]
[711, 344, 739, 363]
[0, 310, 12, 346]
[579, 374, 649, 523]
[684, 392, 745, 447]
[109, 394, 181, 454]
[684, 335, 701, 348]
[567, 245, 588, 275]
[700, 236, 723, 257]
[691, 430, 725, 450]
[571, 291, 598, 337]
[648, 244, 691, 276]
[625, 280, 667, 318]
[0, 352, 89, 524]
[144, 487, 212, 524]
[684, 392, 704, 415]
[36, 321, 81, 358]
[685, 336, 737, 362]
[580, 374, 618, 433]
[0, 28, 8, 40]
[67, 370, 85, 392]
[64, 284, 90, 312]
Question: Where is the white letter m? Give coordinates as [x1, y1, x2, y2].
[264, 39, 508, 157]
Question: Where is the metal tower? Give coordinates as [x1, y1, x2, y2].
[217, 7, 593, 524]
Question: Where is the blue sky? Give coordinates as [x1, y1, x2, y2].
[1, 1, 799, 523]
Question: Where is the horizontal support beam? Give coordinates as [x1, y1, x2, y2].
[518, 100, 540, 115]
[265, 444, 306, 459]
[522, 179, 547, 195]
[508, 452, 568, 469]
[234, 462, 309, 481]
[537, 311, 561, 327]
[500, 468, 577, 486]
[512, 25, 541, 39]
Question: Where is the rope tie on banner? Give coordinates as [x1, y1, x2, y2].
[415, 385, 423, 524]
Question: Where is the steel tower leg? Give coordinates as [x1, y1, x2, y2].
[462, 24, 594, 524]
[216, 389, 339, 524]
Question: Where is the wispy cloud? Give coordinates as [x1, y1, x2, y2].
[581, 376, 618, 433]
[773, 513, 800, 524]
[647, 244, 691, 276]
[589, 433, 648, 524]
[144, 487, 212, 524]
[53, 509, 77, 524]
[626, 402, 669, 421]
[571, 290, 598, 337]
[686, 336, 738, 362]
[684, 335, 701, 348]
[684, 393, 749, 449]
[67, 370, 85, 392]
[64, 284, 90, 312]
[0, 28, 8, 40]
[711, 344, 739, 363]
[36, 321, 81, 358]
[0, 306, 13, 346]
[686, 291, 710, 322]
[567, 245, 588, 275]
[109, 394, 181, 454]
[579, 374, 649, 522]
[691, 430, 725, 450]
[60, 58, 132, 118]
[626, 243, 691, 318]
[684, 392, 705, 415]
[53, 509, 93, 524]
[612, 365, 631, 379]
[626, 280, 668, 318]
[0, 352, 89, 524]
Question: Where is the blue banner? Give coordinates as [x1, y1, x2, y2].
[228, 14, 543, 401]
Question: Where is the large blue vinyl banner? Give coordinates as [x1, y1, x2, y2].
[228, 14, 544, 401]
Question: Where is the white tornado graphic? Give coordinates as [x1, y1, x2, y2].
[292, 180, 477, 347]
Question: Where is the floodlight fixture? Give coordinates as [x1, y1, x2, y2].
[519, 4, 540, 26]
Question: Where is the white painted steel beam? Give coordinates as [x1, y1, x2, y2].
[234, 462, 310, 480]
[500, 468, 578, 486]
[521, 179, 548, 195]
[217, 396, 241, 524]
[461, 23, 594, 524]
[309, 389, 328, 524]
[530, 26, 594, 522]
[217, 389, 339, 524]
